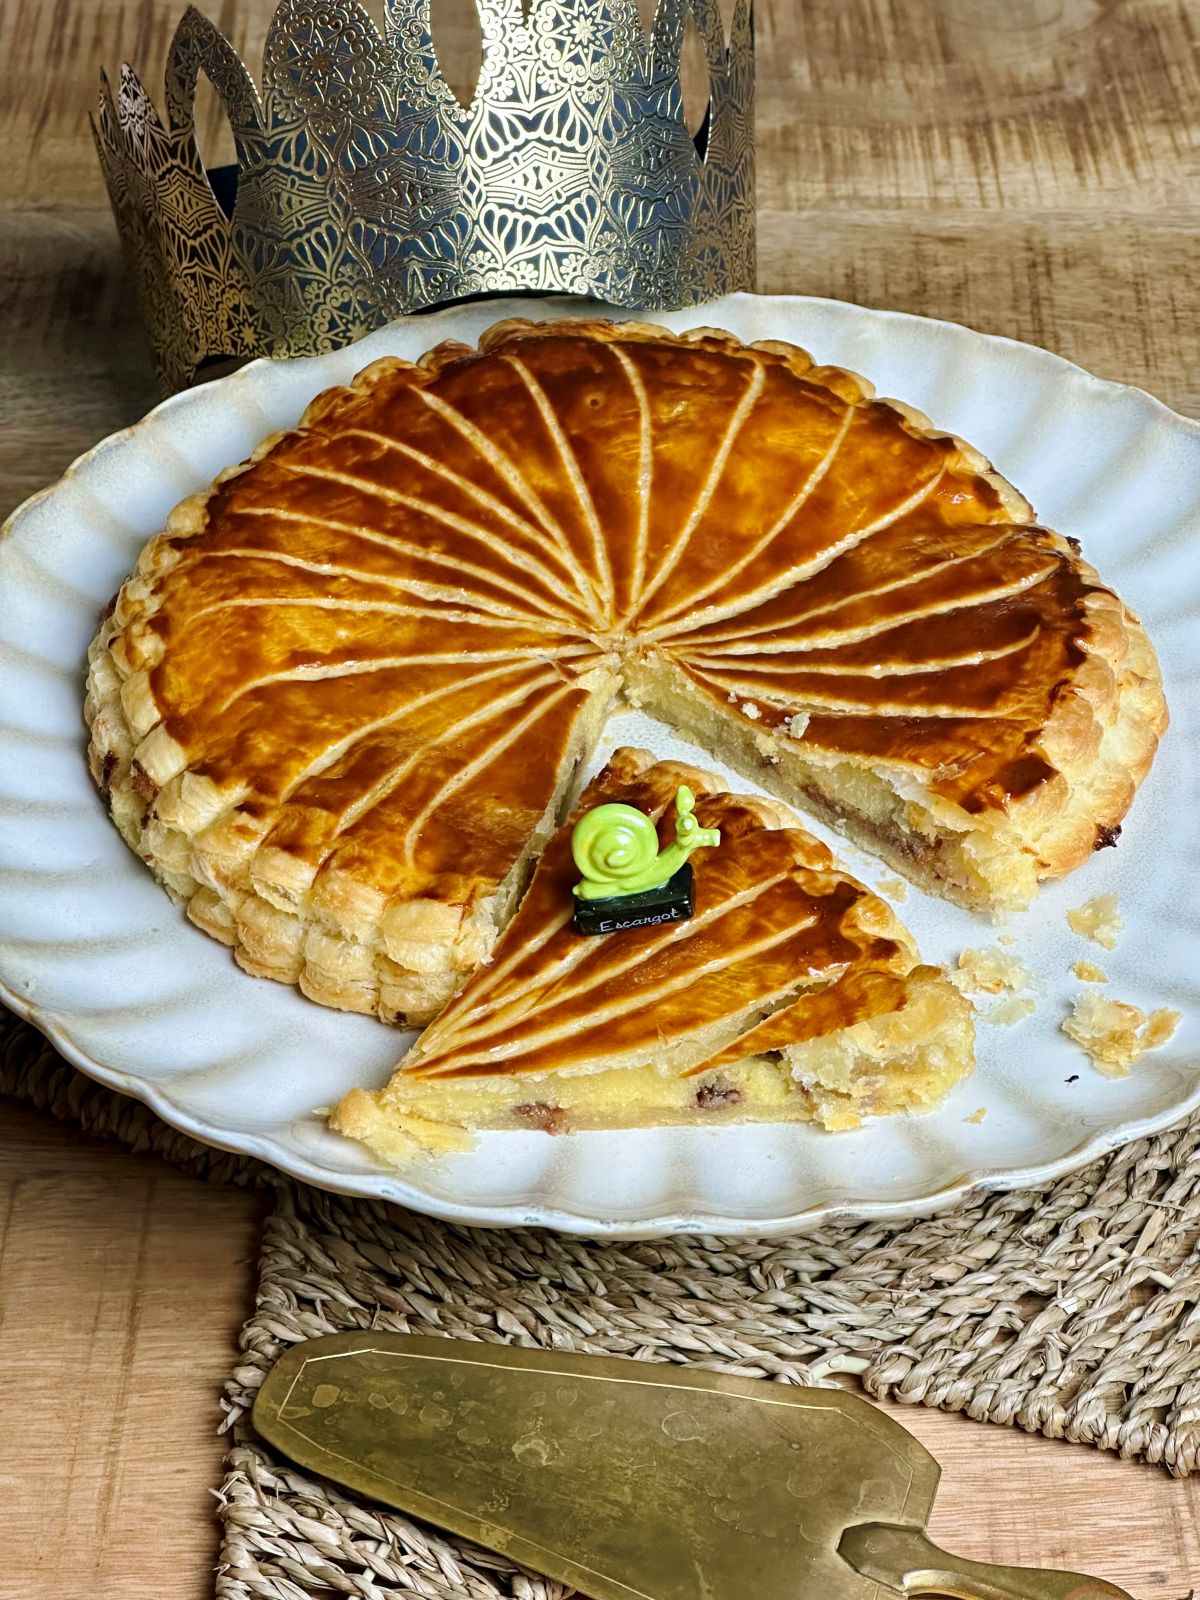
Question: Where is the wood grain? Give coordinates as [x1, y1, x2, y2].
[0, 1100, 265, 1600]
[2, 0, 1200, 1594]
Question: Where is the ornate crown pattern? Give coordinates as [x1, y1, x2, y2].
[94, 0, 755, 391]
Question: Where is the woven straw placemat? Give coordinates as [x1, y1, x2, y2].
[3, 1007, 1199, 1599]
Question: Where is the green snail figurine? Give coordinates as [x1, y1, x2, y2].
[570, 785, 721, 935]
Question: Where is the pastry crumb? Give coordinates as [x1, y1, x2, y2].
[1067, 893, 1122, 950]
[984, 996, 1036, 1027]
[997, 933, 1015, 948]
[951, 947, 1037, 1024]
[951, 946, 1034, 996]
[727, 691, 763, 722]
[875, 877, 908, 902]
[1145, 1009, 1183, 1049]
[963, 1106, 987, 1125]
[1072, 960, 1109, 984]
[786, 711, 810, 739]
[1061, 992, 1181, 1077]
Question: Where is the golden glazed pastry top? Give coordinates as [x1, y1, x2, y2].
[126, 324, 1133, 799]
[88, 317, 1166, 1019]
[399, 750, 925, 1083]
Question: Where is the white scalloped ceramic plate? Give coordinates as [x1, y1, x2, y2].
[2, 293, 1198, 1237]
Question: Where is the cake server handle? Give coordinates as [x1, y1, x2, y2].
[839, 1522, 1134, 1600]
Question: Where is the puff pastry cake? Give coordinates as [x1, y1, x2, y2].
[331, 749, 974, 1154]
[86, 317, 1166, 1029]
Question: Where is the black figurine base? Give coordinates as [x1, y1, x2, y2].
[572, 863, 695, 937]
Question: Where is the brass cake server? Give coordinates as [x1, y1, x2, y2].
[253, 1333, 1132, 1600]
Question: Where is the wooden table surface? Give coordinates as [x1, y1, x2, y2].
[3, 0, 1200, 1595]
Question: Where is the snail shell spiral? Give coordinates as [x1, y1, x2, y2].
[571, 803, 660, 896]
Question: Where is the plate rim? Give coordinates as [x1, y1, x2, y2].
[3, 288, 1198, 1238]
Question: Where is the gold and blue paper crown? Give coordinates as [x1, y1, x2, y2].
[94, 0, 755, 392]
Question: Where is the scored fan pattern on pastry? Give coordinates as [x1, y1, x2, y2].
[330, 749, 975, 1153]
[86, 318, 1166, 1026]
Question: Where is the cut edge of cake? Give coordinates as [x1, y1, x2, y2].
[623, 575, 1166, 916]
[331, 964, 974, 1159]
